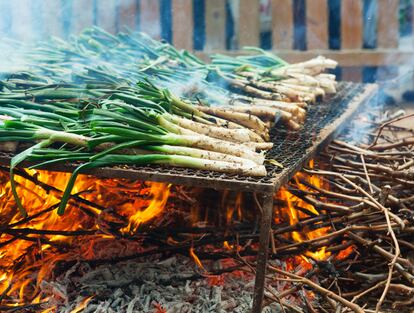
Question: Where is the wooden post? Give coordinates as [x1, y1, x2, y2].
[251, 193, 274, 313]
[172, 0, 193, 50]
[377, 0, 399, 49]
[341, 0, 363, 82]
[205, 0, 226, 51]
[140, 0, 161, 39]
[71, 0, 94, 35]
[271, 0, 293, 49]
[96, 0, 118, 33]
[341, 0, 363, 49]
[238, 0, 260, 47]
[306, 0, 328, 49]
[118, 0, 138, 31]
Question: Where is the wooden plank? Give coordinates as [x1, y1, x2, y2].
[205, 0, 226, 50]
[139, 0, 161, 39]
[118, 0, 138, 31]
[341, 0, 363, 82]
[10, 0, 33, 41]
[172, 0, 193, 50]
[41, 0, 63, 38]
[96, 0, 118, 33]
[271, 0, 294, 49]
[238, 0, 260, 47]
[71, 0, 94, 35]
[377, 0, 399, 49]
[341, 0, 363, 49]
[194, 49, 414, 67]
[306, 0, 328, 49]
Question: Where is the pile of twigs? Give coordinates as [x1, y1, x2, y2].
[257, 111, 414, 312]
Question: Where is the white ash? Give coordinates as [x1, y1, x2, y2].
[42, 255, 287, 313]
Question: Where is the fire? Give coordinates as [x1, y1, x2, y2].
[69, 296, 94, 313]
[0, 161, 354, 311]
[276, 160, 331, 261]
[0, 168, 171, 310]
[336, 245, 354, 260]
[121, 182, 171, 233]
[224, 191, 243, 224]
[223, 240, 233, 250]
[153, 302, 167, 313]
[189, 246, 205, 271]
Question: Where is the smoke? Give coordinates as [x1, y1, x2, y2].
[0, 1, 81, 74]
[161, 70, 206, 98]
[159, 69, 232, 105]
[0, 0, 141, 41]
[0, 40, 30, 74]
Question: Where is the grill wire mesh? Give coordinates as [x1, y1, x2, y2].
[265, 82, 366, 186]
[0, 82, 373, 192]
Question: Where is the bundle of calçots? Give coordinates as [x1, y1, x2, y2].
[0, 27, 338, 216]
[209, 50, 338, 130]
[3, 27, 338, 132]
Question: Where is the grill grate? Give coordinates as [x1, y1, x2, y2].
[0, 82, 377, 193]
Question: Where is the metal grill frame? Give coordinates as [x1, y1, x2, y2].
[0, 82, 378, 313]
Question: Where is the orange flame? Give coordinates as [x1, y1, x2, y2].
[153, 303, 167, 313]
[189, 247, 205, 271]
[222, 191, 243, 225]
[121, 182, 171, 233]
[223, 240, 233, 250]
[336, 245, 354, 260]
[276, 160, 331, 261]
[0, 161, 355, 310]
[0, 169, 171, 310]
[69, 296, 94, 313]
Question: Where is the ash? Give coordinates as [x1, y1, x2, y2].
[46, 255, 272, 313]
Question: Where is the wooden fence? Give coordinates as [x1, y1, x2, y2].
[0, 0, 413, 82]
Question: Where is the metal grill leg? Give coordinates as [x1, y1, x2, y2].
[251, 193, 274, 313]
